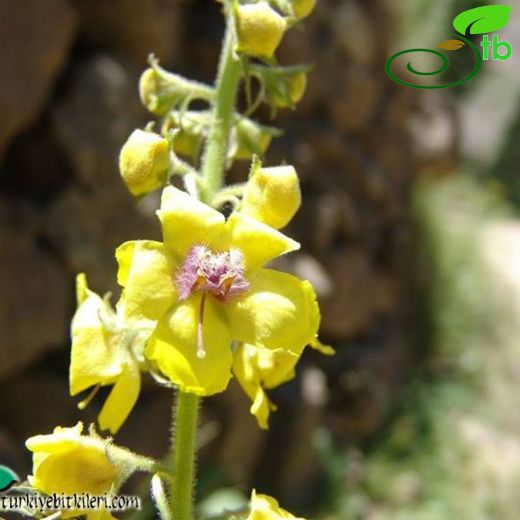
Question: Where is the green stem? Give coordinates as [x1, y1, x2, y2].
[171, 391, 199, 520]
[200, 7, 242, 202]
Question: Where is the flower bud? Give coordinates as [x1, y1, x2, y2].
[119, 129, 170, 196]
[234, 119, 278, 160]
[162, 111, 209, 159]
[291, 0, 317, 20]
[139, 60, 214, 116]
[139, 67, 173, 116]
[26, 422, 155, 516]
[271, 71, 307, 108]
[242, 163, 301, 229]
[236, 2, 287, 59]
[247, 491, 305, 520]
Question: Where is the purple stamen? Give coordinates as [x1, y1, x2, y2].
[176, 245, 249, 302]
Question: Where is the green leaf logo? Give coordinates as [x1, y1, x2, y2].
[0, 464, 18, 492]
[453, 5, 512, 35]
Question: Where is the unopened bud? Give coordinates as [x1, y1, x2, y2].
[139, 68, 173, 116]
[163, 111, 208, 159]
[119, 129, 170, 196]
[139, 60, 214, 116]
[242, 162, 301, 229]
[272, 71, 307, 108]
[291, 0, 317, 20]
[233, 119, 279, 160]
[236, 2, 287, 59]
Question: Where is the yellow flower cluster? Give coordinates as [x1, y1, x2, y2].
[22, 1, 327, 515]
[71, 152, 330, 431]
[69, 127, 332, 429]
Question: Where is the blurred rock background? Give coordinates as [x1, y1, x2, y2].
[1, 0, 520, 518]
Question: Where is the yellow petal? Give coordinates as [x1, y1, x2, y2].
[98, 361, 141, 434]
[26, 423, 84, 453]
[28, 442, 117, 496]
[250, 386, 274, 430]
[26, 423, 117, 496]
[70, 286, 122, 395]
[76, 273, 89, 306]
[146, 294, 232, 396]
[119, 129, 169, 196]
[248, 490, 305, 520]
[157, 186, 226, 259]
[232, 344, 282, 429]
[241, 165, 301, 229]
[258, 348, 299, 389]
[227, 213, 300, 271]
[116, 240, 177, 321]
[291, 0, 316, 20]
[228, 269, 320, 354]
[310, 338, 335, 356]
[236, 3, 287, 59]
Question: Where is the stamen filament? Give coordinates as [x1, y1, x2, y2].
[197, 292, 207, 359]
[77, 385, 101, 410]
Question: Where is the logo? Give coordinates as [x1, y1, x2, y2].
[385, 5, 512, 89]
[0, 465, 19, 493]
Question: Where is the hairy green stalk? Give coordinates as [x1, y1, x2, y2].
[171, 392, 199, 520]
[169, 7, 241, 520]
[200, 8, 242, 202]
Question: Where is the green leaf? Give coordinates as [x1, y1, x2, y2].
[0, 465, 19, 492]
[453, 5, 512, 35]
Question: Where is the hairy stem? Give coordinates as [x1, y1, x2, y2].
[200, 7, 242, 202]
[171, 392, 199, 520]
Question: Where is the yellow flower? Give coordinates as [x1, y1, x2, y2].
[236, 2, 287, 59]
[241, 163, 301, 229]
[116, 186, 322, 396]
[233, 338, 334, 428]
[119, 129, 170, 196]
[26, 423, 117, 519]
[70, 274, 153, 434]
[233, 344, 299, 429]
[247, 490, 305, 520]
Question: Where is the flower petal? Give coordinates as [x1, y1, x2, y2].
[227, 213, 300, 271]
[98, 362, 141, 434]
[26, 423, 84, 453]
[70, 281, 122, 395]
[157, 186, 227, 259]
[228, 269, 320, 354]
[256, 347, 299, 389]
[310, 338, 335, 356]
[232, 344, 283, 429]
[116, 240, 177, 321]
[146, 294, 232, 396]
[248, 490, 305, 520]
[28, 442, 117, 496]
